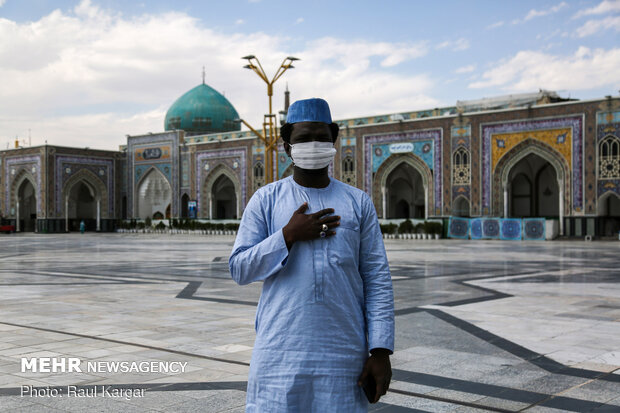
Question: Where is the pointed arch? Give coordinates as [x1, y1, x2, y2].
[599, 135, 620, 179]
[452, 195, 470, 217]
[10, 168, 37, 210]
[61, 169, 108, 219]
[135, 167, 171, 220]
[200, 163, 241, 219]
[598, 191, 620, 216]
[372, 153, 433, 219]
[493, 139, 569, 217]
[452, 147, 470, 185]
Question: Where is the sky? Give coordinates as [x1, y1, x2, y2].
[0, 0, 619, 150]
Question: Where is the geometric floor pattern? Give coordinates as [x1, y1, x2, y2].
[0, 234, 618, 412]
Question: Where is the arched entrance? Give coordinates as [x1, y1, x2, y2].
[373, 153, 433, 219]
[67, 181, 97, 231]
[137, 168, 171, 220]
[495, 141, 568, 234]
[598, 192, 620, 237]
[17, 179, 37, 232]
[212, 175, 237, 219]
[506, 153, 559, 218]
[385, 163, 425, 219]
[201, 164, 241, 219]
[453, 196, 470, 217]
[62, 169, 108, 232]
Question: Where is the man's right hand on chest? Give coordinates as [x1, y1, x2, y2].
[282, 202, 340, 250]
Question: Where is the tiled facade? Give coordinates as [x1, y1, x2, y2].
[1, 96, 619, 235]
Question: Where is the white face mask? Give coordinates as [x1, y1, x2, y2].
[290, 141, 337, 170]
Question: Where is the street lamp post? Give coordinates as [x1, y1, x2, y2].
[242, 55, 299, 184]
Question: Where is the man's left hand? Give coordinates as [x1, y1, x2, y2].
[357, 348, 392, 403]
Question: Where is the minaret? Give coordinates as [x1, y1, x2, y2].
[284, 83, 290, 112]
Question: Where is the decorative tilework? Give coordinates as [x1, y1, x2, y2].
[448, 217, 470, 239]
[371, 141, 433, 173]
[127, 132, 180, 218]
[598, 180, 620, 198]
[481, 116, 583, 213]
[523, 218, 546, 241]
[364, 129, 442, 212]
[500, 218, 522, 240]
[5, 155, 42, 216]
[481, 218, 500, 239]
[491, 128, 572, 172]
[195, 149, 247, 214]
[135, 163, 172, 184]
[597, 111, 620, 125]
[470, 218, 482, 239]
[55, 156, 114, 217]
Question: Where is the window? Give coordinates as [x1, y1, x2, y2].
[453, 147, 470, 185]
[167, 117, 181, 130]
[599, 135, 620, 179]
[253, 162, 265, 190]
[341, 156, 356, 185]
[192, 117, 212, 130]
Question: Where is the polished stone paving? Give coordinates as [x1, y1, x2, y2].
[0, 233, 618, 412]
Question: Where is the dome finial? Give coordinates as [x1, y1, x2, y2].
[202, 66, 205, 84]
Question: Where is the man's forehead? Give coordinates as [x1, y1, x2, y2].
[291, 122, 331, 134]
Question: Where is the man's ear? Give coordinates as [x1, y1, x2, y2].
[329, 123, 339, 144]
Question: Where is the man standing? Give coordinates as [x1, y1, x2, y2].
[229, 98, 394, 412]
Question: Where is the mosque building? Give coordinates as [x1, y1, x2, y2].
[1, 77, 619, 238]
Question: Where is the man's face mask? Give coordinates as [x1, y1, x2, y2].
[290, 141, 336, 170]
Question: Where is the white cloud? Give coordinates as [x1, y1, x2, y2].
[436, 38, 469, 51]
[574, 0, 620, 18]
[513, 2, 568, 24]
[487, 21, 504, 29]
[235, 19, 245, 25]
[469, 47, 620, 92]
[576, 15, 620, 37]
[0, 1, 437, 150]
[455, 65, 475, 74]
[0, 0, 6, 7]
[295, 17, 304, 24]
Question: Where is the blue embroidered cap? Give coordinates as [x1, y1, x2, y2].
[286, 98, 333, 124]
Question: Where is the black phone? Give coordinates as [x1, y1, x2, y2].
[361, 374, 377, 403]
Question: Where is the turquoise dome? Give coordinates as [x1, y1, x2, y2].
[164, 83, 240, 135]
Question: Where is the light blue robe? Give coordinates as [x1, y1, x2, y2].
[229, 176, 395, 412]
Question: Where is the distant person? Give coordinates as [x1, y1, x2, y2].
[229, 98, 394, 412]
[80, 220, 85, 234]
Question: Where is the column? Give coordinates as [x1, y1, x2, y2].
[503, 185, 508, 218]
[96, 199, 101, 232]
[381, 186, 387, 219]
[424, 187, 428, 220]
[559, 180, 564, 236]
[16, 200, 20, 232]
[236, 193, 240, 220]
[208, 195, 213, 220]
[65, 197, 69, 232]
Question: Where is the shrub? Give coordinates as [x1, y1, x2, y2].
[155, 221, 166, 230]
[380, 223, 397, 234]
[398, 219, 415, 234]
[145, 217, 152, 228]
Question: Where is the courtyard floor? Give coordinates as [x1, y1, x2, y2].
[0, 233, 618, 412]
